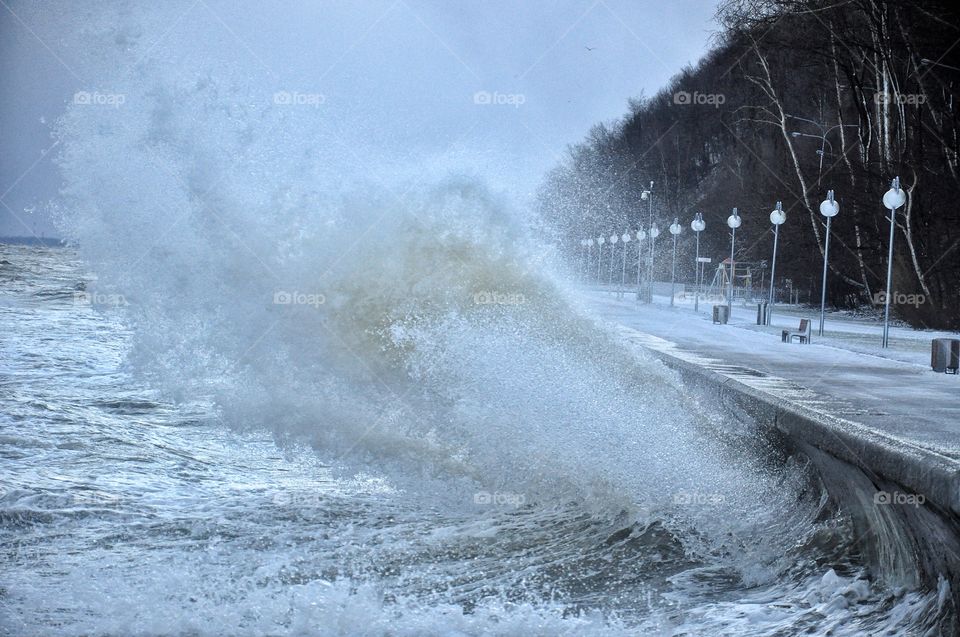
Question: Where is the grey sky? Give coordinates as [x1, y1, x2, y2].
[0, 0, 719, 237]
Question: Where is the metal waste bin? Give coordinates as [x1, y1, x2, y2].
[756, 302, 769, 325]
[712, 305, 729, 325]
[931, 338, 960, 374]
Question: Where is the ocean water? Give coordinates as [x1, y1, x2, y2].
[1, 241, 953, 636]
[1, 1, 956, 633]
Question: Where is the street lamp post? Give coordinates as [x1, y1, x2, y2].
[787, 116, 858, 187]
[691, 213, 705, 312]
[790, 131, 833, 186]
[818, 191, 840, 336]
[641, 182, 654, 302]
[881, 177, 907, 348]
[669, 218, 682, 307]
[596, 236, 605, 284]
[620, 232, 631, 295]
[586, 238, 593, 283]
[920, 58, 960, 72]
[579, 239, 587, 281]
[767, 202, 786, 325]
[726, 208, 741, 313]
[635, 229, 646, 300]
[608, 234, 619, 286]
[649, 223, 660, 303]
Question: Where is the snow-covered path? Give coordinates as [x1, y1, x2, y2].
[578, 287, 960, 459]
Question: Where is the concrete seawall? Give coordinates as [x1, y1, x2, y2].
[616, 325, 960, 519]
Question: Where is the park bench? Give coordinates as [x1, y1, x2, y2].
[782, 319, 811, 344]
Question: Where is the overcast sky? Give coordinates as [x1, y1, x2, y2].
[0, 0, 719, 237]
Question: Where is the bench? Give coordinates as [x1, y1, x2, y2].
[782, 319, 811, 344]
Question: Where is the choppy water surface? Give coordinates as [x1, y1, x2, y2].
[1, 244, 954, 636]
[1, 4, 955, 632]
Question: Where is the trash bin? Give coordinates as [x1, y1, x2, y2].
[712, 305, 729, 325]
[756, 302, 768, 325]
[931, 338, 960, 374]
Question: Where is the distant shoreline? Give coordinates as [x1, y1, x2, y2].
[0, 236, 66, 247]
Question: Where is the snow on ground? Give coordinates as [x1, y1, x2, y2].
[576, 285, 960, 458]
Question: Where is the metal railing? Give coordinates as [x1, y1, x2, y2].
[587, 281, 807, 306]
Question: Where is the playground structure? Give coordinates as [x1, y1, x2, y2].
[581, 247, 805, 306]
[705, 258, 801, 305]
